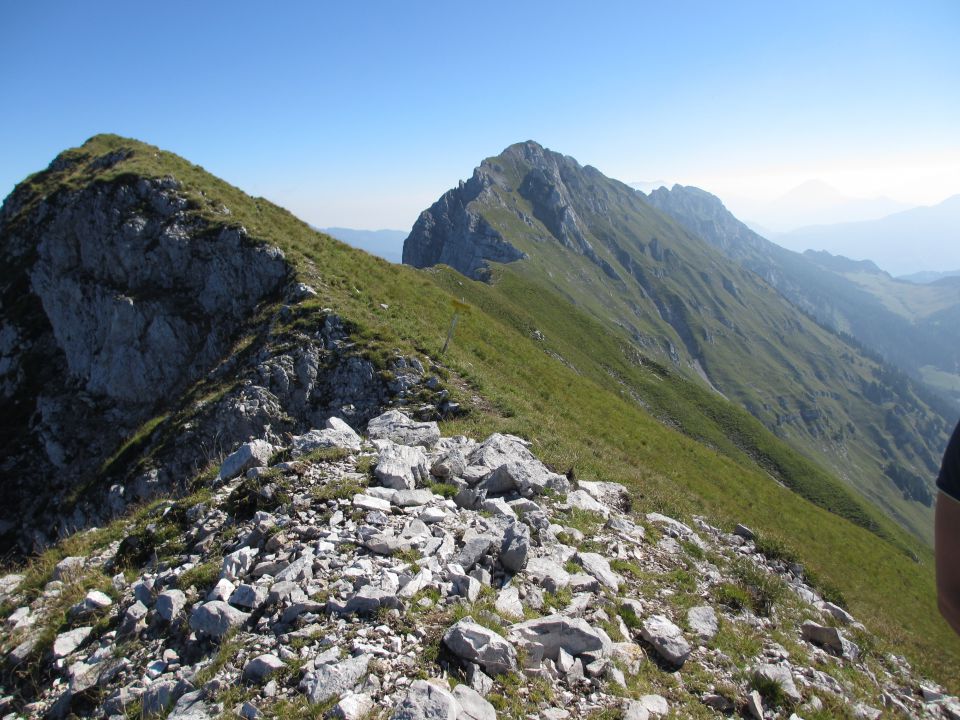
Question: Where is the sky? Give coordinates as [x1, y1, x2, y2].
[1, 1, 958, 239]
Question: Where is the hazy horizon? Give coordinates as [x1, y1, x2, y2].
[2, 1, 957, 267]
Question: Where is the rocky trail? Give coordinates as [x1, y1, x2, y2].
[1, 410, 957, 720]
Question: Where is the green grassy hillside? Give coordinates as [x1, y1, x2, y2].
[412, 143, 949, 544]
[7, 134, 958, 689]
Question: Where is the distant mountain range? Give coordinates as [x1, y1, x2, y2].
[645, 184, 960, 409]
[775, 195, 960, 276]
[322, 227, 406, 263]
[899, 269, 960, 284]
[730, 179, 913, 234]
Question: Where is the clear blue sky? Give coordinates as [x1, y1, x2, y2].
[2, 1, 958, 229]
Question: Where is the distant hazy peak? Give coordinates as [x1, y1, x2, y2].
[898, 269, 960, 284]
[644, 183, 769, 259]
[802, 249, 886, 276]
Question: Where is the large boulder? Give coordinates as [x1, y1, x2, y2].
[443, 618, 518, 675]
[752, 664, 802, 704]
[565, 489, 610, 517]
[575, 552, 621, 590]
[499, 523, 530, 572]
[188, 601, 249, 638]
[219, 440, 273, 482]
[640, 615, 691, 667]
[374, 442, 429, 490]
[456, 532, 496, 571]
[469, 434, 535, 470]
[391, 679, 459, 720]
[509, 614, 612, 661]
[801, 621, 859, 660]
[291, 417, 362, 455]
[221, 547, 258, 582]
[686, 606, 718, 643]
[575, 480, 631, 511]
[52, 626, 92, 659]
[524, 557, 570, 593]
[300, 654, 372, 705]
[367, 410, 440, 447]
[155, 589, 186, 622]
[431, 449, 467, 479]
[480, 460, 569, 497]
[339, 585, 400, 616]
[243, 654, 285, 683]
[451, 685, 497, 720]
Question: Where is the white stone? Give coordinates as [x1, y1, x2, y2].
[243, 654, 284, 683]
[640, 615, 691, 666]
[443, 617, 517, 675]
[52, 626, 92, 659]
[220, 440, 273, 481]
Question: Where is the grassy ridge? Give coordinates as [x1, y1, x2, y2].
[460, 145, 949, 545]
[13, 134, 959, 688]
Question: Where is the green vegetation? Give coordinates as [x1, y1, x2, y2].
[750, 672, 795, 711]
[425, 479, 459, 498]
[713, 582, 750, 612]
[300, 446, 352, 464]
[617, 603, 641, 630]
[6, 134, 955, 690]
[488, 671, 555, 718]
[177, 559, 221, 592]
[311, 475, 367, 503]
[729, 559, 788, 616]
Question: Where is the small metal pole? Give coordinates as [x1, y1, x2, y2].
[441, 298, 470, 355]
[441, 312, 459, 355]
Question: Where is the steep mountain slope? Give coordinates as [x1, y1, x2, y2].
[0, 136, 448, 553]
[404, 142, 950, 542]
[645, 185, 960, 407]
[1, 135, 957, 693]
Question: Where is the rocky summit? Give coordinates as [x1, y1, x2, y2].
[1, 409, 956, 720]
[0, 137, 454, 554]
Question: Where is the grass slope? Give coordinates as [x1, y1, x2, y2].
[456, 144, 949, 544]
[8, 134, 959, 688]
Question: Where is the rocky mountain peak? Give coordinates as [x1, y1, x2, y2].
[644, 185, 767, 258]
[0, 136, 451, 553]
[403, 141, 624, 281]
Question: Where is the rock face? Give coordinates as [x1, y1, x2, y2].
[0, 142, 287, 549]
[402, 166, 527, 281]
[0, 138, 450, 554]
[402, 141, 622, 283]
[0, 152, 288, 500]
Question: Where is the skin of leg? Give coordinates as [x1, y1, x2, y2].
[936, 491, 960, 636]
